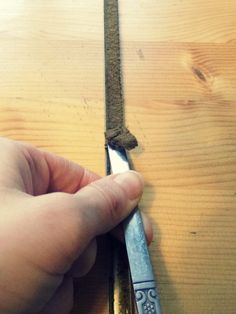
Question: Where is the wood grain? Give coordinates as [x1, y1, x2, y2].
[0, 1, 236, 313]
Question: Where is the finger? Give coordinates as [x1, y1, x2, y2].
[31, 171, 144, 274]
[22, 142, 100, 195]
[39, 276, 74, 314]
[69, 239, 97, 278]
[0, 138, 31, 192]
[111, 211, 153, 245]
[0, 138, 99, 195]
[72, 170, 144, 239]
[39, 149, 100, 194]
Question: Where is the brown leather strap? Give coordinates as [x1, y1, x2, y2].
[104, 0, 138, 150]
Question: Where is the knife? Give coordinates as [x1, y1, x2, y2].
[107, 144, 162, 314]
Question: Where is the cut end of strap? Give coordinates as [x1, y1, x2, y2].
[105, 127, 138, 150]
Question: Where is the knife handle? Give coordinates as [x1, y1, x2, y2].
[124, 208, 162, 314]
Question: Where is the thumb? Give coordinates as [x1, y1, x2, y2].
[31, 171, 144, 274]
[73, 170, 144, 238]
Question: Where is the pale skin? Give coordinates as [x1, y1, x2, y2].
[0, 138, 152, 314]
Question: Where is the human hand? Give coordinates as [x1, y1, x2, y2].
[0, 138, 152, 314]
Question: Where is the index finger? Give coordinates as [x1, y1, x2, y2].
[0, 137, 100, 195]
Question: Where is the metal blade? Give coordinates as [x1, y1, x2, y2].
[107, 145, 130, 173]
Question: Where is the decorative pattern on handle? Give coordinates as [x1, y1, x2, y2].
[134, 281, 162, 314]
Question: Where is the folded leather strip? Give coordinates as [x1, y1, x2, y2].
[104, 0, 138, 151]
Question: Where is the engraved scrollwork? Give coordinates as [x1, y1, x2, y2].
[135, 290, 146, 303]
[135, 288, 161, 314]
[148, 288, 157, 301]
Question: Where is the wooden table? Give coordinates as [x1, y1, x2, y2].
[0, 1, 236, 313]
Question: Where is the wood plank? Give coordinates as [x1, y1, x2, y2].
[119, 0, 236, 43]
[120, 1, 236, 313]
[0, 1, 235, 313]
